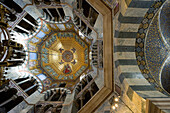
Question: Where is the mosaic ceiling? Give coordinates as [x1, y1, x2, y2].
[27, 19, 91, 91]
[135, 1, 170, 95]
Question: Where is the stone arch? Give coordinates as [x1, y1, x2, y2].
[113, 1, 169, 112]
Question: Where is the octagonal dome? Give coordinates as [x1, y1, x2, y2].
[27, 19, 91, 91]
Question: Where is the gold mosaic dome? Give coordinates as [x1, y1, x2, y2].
[28, 19, 91, 91]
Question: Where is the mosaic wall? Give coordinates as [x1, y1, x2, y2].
[161, 57, 170, 93]
[145, 13, 168, 83]
[159, 2, 170, 94]
[159, 1, 170, 46]
[135, 0, 170, 95]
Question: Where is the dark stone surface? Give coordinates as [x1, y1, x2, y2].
[114, 46, 135, 52]
[130, 85, 156, 91]
[129, 1, 154, 8]
[118, 13, 143, 24]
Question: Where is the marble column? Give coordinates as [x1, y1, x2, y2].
[22, 18, 36, 27]
[79, 95, 85, 108]
[24, 84, 37, 92]
[0, 86, 10, 93]
[88, 88, 93, 97]
[47, 91, 56, 101]
[17, 78, 30, 85]
[0, 95, 17, 107]
[55, 8, 63, 21]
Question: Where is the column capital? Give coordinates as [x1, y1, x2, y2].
[11, 95, 18, 100]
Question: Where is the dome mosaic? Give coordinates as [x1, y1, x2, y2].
[27, 19, 91, 91]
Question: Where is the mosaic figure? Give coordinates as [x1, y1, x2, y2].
[63, 64, 72, 74]
[42, 24, 49, 32]
[31, 37, 39, 43]
[29, 61, 36, 67]
[28, 44, 36, 51]
[30, 69, 39, 74]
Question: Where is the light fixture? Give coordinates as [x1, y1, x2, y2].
[114, 97, 119, 102]
[112, 106, 116, 110]
[109, 95, 121, 111]
[115, 103, 118, 107]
